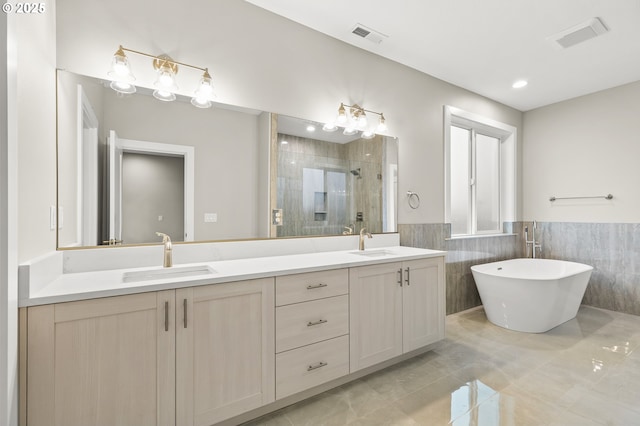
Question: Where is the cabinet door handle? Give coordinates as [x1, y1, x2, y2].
[307, 361, 328, 371]
[183, 298, 188, 329]
[164, 301, 169, 332]
[405, 267, 411, 286]
[307, 319, 328, 327]
[397, 268, 403, 286]
[307, 283, 328, 290]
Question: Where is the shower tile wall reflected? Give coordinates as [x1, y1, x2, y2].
[399, 223, 524, 314]
[276, 134, 385, 237]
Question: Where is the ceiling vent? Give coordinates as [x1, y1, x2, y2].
[548, 17, 608, 49]
[351, 23, 388, 44]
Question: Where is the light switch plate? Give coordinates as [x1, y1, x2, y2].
[204, 213, 218, 223]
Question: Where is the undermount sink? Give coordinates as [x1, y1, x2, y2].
[122, 265, 216, 283]
[349, 249, 398, 257]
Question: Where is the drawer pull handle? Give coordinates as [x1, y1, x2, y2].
[307, 319, 328, 327]
[397, 268, 403, 287]
[405, 267, 411, 286]
[307, 361, 328, 371]
[307, 283, 328, 290]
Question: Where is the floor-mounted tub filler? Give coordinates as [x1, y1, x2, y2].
[471, 258, 593, 333]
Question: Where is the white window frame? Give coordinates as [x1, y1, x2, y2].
[444, 106, 517, 237]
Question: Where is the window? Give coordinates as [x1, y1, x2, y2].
[444, 106, 517, 237]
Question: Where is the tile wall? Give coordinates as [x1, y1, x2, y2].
[400, 221, 640, 316]
[276, 134, 385, 237]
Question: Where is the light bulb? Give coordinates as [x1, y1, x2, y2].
[191, 69, 215, 108]
[306, 125, 316, 132]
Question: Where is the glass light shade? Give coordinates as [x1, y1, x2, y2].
[343, 127, 358, 136]
[153, 89, 176, 102]
[108, 48, 135, 82]
[110, 80, 136, 94]
[191, 70, 215, 108]
[376, 115, 388, 133]
[336, 103, 348, 124]
[361, 130, 375, 139]
[190, 97, 212, 108]
[357, 113, 368, 129]
[306, 125, 316, 132]
[322, 122, 338, 132]
[155, 69, 178, 91]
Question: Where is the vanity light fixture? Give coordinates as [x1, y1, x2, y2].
[108, 45, 216, 108]
[323, 103, 388, 138]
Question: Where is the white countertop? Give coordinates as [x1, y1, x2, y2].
[20, 246, 445, 307]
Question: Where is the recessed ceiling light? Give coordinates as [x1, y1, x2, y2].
[512, 80, 528, 89]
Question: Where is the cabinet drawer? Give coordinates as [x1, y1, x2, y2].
[276, 335, 349, 400]
[276, 269, 348, 306]
[276, 295, 348, 353]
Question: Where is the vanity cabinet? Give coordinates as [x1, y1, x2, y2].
[26, 291, 176, 426]
[24, 279, 275, 426]
[349, 257, 445, 372]
[175, 278, 275, 426]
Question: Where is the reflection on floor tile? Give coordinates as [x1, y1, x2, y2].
[244, 306, 640, 425]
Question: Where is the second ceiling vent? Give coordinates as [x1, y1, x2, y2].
[548, 17, 609, 49]
[351, 23, 388, 44]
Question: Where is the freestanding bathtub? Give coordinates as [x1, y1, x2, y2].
[470, 258, 593, 333]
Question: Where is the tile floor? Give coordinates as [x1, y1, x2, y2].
[244, 305, 640, 425]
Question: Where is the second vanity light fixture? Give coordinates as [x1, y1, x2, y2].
[322, 103, 388, 139]
[108, 45, 216, 108]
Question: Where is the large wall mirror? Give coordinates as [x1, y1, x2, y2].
[56, 70, 398, 248]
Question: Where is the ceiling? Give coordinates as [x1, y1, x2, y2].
[246, 0, 640, 111]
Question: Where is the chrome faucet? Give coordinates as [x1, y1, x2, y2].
[359, 227, 372, 251]
[156, 232, 173, 267]
[524, 221, 542, 258]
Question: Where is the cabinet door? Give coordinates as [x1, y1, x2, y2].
[349, 262, 403, 372]
[402, 257, 445, 353]
[176, 278, 275, 426]
[27, 291, 175, 426]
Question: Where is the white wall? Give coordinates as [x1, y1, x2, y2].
[2, 10, 19, 426]
[17, 0, 57, 263]
[523, 80, 640, 222]
[54, 0, 522, 228]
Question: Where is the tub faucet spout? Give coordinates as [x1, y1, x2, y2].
[525, 221, 542, 258]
